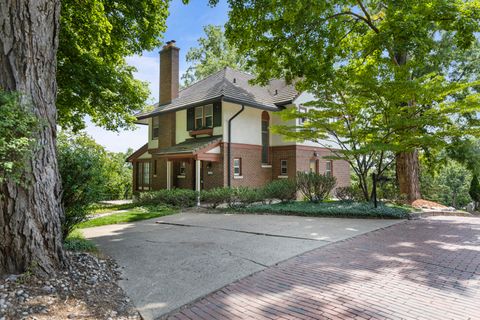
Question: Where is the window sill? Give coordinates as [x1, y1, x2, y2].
[177, 175, 186, 179]
[278, 175, 289, 179]
[261, 164, 272, 168]
[233, 175, 243, 179]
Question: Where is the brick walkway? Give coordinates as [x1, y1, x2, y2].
[168, 217, 480, 320]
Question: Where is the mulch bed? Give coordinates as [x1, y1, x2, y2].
[0, 252, 140, 320]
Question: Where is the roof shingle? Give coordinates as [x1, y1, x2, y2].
[136, 67, 298, 119]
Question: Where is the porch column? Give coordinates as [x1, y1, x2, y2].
[166, 160, 172, 190]
[195, 159, 201, 206]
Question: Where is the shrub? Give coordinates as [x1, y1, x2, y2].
[201, 187, 233, 208]
[296, 171, 337, 202]
[137, 189, 198, 208]
[229, 187, 262, 208]
[263, 179, 297, 203]
[335, 186, 363, 201]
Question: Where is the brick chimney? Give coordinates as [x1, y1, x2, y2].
[159, 40, 180, 105]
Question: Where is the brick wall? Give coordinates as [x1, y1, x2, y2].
[157, 113, 176, 149]
[172, 159, 194, 189]
[224, 143, 272, 188]
[202, 148, 224, 190]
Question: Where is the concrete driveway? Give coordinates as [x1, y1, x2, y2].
[82, 212, 402, 319]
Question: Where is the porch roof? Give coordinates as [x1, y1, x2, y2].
[155, 135, 222, 156]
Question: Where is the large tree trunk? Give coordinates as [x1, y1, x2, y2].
[396, 150, 421, 202]
[0, 0, 65, 275]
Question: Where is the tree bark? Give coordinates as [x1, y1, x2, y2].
[396, 150, 421, 203]
[0, 0, 65, 275]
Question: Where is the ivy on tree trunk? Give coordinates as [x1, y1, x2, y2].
[0, 0, 66, 275]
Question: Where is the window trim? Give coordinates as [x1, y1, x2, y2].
[136, 161, 151, 191]
[194, 104, 214, 130]
[152, 116, 160, 139]
[280, 159, 288, 176]
[326, 160, 333, 177]
[261, 111, 270, 164]
[179, 161, 187, 176]
[233, 158, 242, 176]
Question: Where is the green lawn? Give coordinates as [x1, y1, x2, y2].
[64, 229, 98, 252]
[88, 202, 138, 215]
[245, 201, 414, 219]
[77, 205, 177, 228]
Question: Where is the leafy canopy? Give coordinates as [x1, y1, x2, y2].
[0, 91, 40, 184]
[182, 25, 250, 86]
[58, 0, 176, 131]
[215, 0, 480, 199]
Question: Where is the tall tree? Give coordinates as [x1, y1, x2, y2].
[0, 0, 175, 275]
[217, 0, 480, 202]
[0, 0, 65, 275]
[57, 0, 171, 131]
[182, 24, 249, 86]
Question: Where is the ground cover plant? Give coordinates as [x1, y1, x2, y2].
[245, 201, 413, 219]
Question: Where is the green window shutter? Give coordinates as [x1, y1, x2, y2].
[187, 107, 195, 131]
[213, 101, 222, 127]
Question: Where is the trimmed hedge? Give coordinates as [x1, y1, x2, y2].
[245, 201, 412, 219]
[137, 189, 198, 208]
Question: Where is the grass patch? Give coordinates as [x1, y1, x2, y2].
[64, 230, 98, 252]
[244, 201, 413, 219]
[88, 202, 138, 215]
[77, 205, 177, 228]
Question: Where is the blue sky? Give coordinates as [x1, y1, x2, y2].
[84, 0, 229, 153]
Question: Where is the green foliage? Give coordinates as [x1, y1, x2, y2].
[262, 179, 298, 203]
[335, 186, 364, 202]
[77, 205, 175, 228]
[57, 0, 173, 131]
[447, 139, 480, 175]
[182, 25, 250, 86]
[221, 0, 480, 199]
[229, 187, 262, 208]
[201, 187, 233, 209]
[246, 201, 411, 219]
[0, 91, 40, 184]
[58, 132, 133, 238]
[137, 189, 198, 208]
[469, 175, 480, 210]
[64, 230, 98, 252]
[296, 172, 337, 203]
[58, 132, 109, 238]
[421, 161, 472, 208]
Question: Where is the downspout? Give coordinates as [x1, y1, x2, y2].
[227, 104, 245, 187]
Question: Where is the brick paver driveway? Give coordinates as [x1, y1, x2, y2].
[169, 217, 480, 320]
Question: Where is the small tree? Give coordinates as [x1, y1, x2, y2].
[469, 175, 480, 211]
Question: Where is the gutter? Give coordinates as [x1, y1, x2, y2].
[227, 104, 245, 187]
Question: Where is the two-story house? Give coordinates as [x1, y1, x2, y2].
[127, 40, 350, 193]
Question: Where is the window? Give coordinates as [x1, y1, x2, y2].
[326, 161, 333, 177]
[136, 161, 151, 191]
[204, 105, 213, 128]
[261, 111, 270, 164]
[309, 159, 318, 173]
[280, 160, 288, 176]
[179, 161, 186, 176]
[194, 104, 214, 129]
[233, 158, 242, 176]
[298, 106, 307, 125]
[152, 116, 160, 139]
[195, 106, 203, 129]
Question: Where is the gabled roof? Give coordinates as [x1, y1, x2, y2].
[136, 67, 299, 119]
[126, 143, 148, 162]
